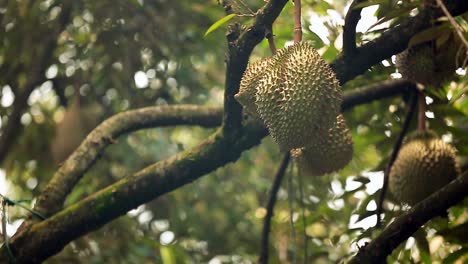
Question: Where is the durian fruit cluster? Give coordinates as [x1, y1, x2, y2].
[396, 35, 465, 88]
[235, 42, 353, 176]
[389, 130, 460, 205]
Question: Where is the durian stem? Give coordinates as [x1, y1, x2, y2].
[266, 27, 277, 54]
[259, 153, 290, 264]
[293, 0, 302, 43]
[376, 90, 418, 227]
[418, 91, 427, 131]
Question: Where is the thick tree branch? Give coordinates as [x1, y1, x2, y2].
[223, 0, 289, 133]
[349, 170, 468, 264]
[259, 153, 290, 264]
[341, 79, 416, 111]
[1, 81, 412, 263]
[4, 124, 267, 263]
[33, 105, 223, 218]
[332, 0, 468, 84]
[343, 0, 364, 55]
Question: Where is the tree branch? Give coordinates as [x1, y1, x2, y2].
[349, 170, 468, 264]
[4, 123, 268, 263]
[223, 0, 289, 133]
[343, 0, 364, 55]
[33, 105, 223, 218]
[259, 153, 290, 264]
[332, 0, 468, 84]
[341, 79, 416, 111]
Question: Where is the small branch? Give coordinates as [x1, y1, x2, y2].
[32, 105, 223, 218]
[259, 153, 290, 264]
[376, 90, 418, 227]
[418, 91, 427, 131]
[343, 0, 364, 55]
[349, 170, 468, 264]
[435, 0, 468, 50]
[293, 0, 302, 43]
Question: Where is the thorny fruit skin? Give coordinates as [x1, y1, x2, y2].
[255, 42, 342, 151]
[389, 130, 460, 205]
[291, 114, 353, 176]
[396, 37, 465, 88]
[235, 57, 271, 120]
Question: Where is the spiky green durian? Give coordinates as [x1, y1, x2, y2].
[291, 114, 353, 176]
[389, 130, 460, 205]
[396, 37, 464, 88]
[235, 57, 271, 118]
[255, 42, 342, 151]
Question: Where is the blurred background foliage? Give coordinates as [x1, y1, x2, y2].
[0, 0, 467, 263]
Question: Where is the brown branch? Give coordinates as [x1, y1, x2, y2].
[341, 79, 416, 111]
[33, 105, 223, 218]
[223, 0, 289, 133]
[4, 123, 268, 263]
[418, 91, 427, 131]
[349, 170, 468, 264]
[376, 89, 418, 227]
[259, 153, 290, 264]
[343, 0, 364, 55]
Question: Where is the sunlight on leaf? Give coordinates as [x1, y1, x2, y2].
[204, 14, 236, 37]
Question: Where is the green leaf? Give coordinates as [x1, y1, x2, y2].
[367, 5, 416, 32]
[408, 24, 451, 47]
[204, 14, 236, 37]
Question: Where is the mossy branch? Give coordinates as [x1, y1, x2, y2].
[33, 105, 223, 219]
[349, 170, 468, 264]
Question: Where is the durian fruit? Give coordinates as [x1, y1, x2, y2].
[255, 42, 342, 151]
[234, 57, 271, 119]
[389, 130, 460, 205]
[396, 36, 464, 88]
[291, 114, 353, 176]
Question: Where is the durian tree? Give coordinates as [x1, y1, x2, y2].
[0, 0, 467, 263]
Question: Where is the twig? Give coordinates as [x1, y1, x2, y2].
[297, 165, 308, 263]
[418, 91, 427, 131]
[259, 153, 290, 264]
[293, 0, 302, 43]
[376, 89, 418, 227]
[343, 0, 365, 55]
[435, 0, 468, 50]
[349, 170, 468, 264]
